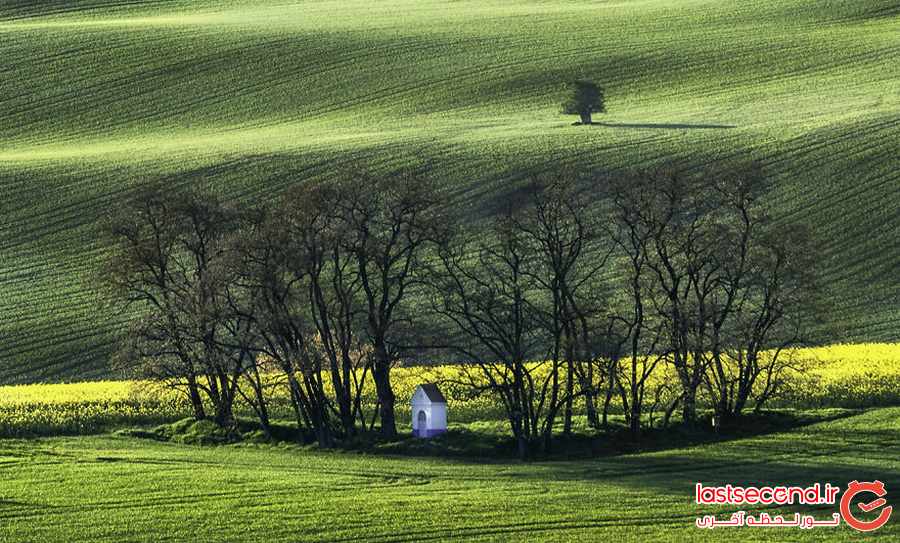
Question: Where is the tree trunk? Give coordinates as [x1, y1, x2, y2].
[585, 394, 599, 429]
[372, 346, 396, 438]
[733, 375, 754, 419]
[629, 372, 642, 439]
[186, 376, 206, 420]
[582, 364, 600, 429]
[563, 360, 574, 436]
[247, 363, 271, 437]
[332, 364, 355, 437]
[663, 396, 680, 429]
[213, 371, 236, 428]
[542, 415, 555, 456]
[579, 111, 592, 125]
[312, 403, 333, 448]
[629, 403, 641, 440]
[602, 376, 615, 429]
[254, 388, 272, 438]
[213, 399, 235, 428]
[286, 372, 311, 440]
[513, 416, 528, 460]
[682, 387, 697, 425]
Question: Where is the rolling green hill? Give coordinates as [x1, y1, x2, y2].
[1, 0, 898, 382]
[1, 407, 898, 541]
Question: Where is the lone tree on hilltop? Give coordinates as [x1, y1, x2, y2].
[562, 80, 605, 125]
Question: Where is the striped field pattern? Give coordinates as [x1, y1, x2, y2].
[0, 407, 897, 541]
[0, 0, 898, 382]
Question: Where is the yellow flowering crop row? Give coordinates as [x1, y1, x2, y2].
[1, 344, 896, 436]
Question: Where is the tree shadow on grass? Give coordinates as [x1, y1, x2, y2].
[517, 408, 900, 497]
[323, 422, 900, 543]
[348, 409, 865, 463]
[330, 453, 900, 543]
[586, 121, 737, 129]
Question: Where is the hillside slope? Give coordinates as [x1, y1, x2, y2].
[0, 0, 898, 382]
[1, 408, 898, 541]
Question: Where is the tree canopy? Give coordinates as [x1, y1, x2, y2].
[562, 80, 606, 124]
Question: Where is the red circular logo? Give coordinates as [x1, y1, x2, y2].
[840, 480, 892, 532]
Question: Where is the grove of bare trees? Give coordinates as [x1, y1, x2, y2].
[103, 162, 817, 458]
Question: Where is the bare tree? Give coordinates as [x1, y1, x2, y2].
[604, 163, 817, 428]
[103, 184, 244, 427]
[225, 205, 335, 446]
[649, 171, 716, 425]
[605, 172, 670, 438]
[514, 172, 613, 438]
[334, 169, 445, 438]
[432, 211, 574, 459]
[282, 182, 371, 437]
[705, 221, 818, 425]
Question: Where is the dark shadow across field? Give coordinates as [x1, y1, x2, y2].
[122, 408, 864, 463]
[589, 122, 737, 129]
[4, 408, 896, 542]
[369, 409, 861, 461]
[326, 410, 900, 542]
[321, 458, 900, 543]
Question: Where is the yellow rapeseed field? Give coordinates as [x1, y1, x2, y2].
[1, 344, 896, 436]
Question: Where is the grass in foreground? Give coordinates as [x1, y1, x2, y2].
[0, 407, 897, 542]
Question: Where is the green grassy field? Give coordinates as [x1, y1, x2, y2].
[0, 0, 898, 382]
[0, 407, 895, 542]
[1, 346, 898, 540]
